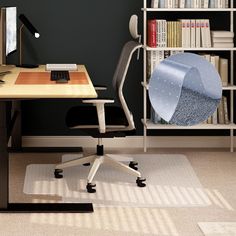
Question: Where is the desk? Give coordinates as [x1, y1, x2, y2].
[0, 65, 97, 213]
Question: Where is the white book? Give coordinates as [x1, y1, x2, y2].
[212, 110, 218, 124]
[212, 37, 233, 43]
[223, 96, 229, 124]
[204, 54, 211, 62]
[197, 0, 200, 7]
[209, 0, 215, 8]
[205, 19, 212, 47]
[213, 42, 234, 47]
[200, 19, 206, 47]
[163, 20, 167, 47]
[156, 20, 161, 47]
[179, 0, 185, 7]
[210, 55, 216, 67]
[168, 0, 172, 8]
[225, 0, 228, 8]
[159, 0, 166, 7]
[165, 0, 169, 8]
[186, 0, 191, 8]
[151, 0, 159, 8]
[211, 31, 234, 38]
[222, 0, 225, 8]
[186, 20, 191, 47]
[204, 0, 209, 8]
[175, 0, 179, 7]
[190, 20, 196, 48]
[180, 20, 187, 47]
[218, 0, 223, 8]
[219, 58, 228, 86]
[196, 20, 201, 47]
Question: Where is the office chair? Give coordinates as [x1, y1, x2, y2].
[54, 41, 146, 193]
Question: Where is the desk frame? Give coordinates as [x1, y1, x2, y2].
[0, 66, 96, 213]
[0, 100, 93, 213]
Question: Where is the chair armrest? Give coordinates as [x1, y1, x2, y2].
[82, 99, 114, 133]
[94, 84, 108, 91]
[82, 99, 114, 104]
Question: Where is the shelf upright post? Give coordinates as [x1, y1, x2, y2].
[230, 0, 234, 152]
[143, 0, 147, 152]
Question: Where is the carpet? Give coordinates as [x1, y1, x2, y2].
[198, 222, 236, 235]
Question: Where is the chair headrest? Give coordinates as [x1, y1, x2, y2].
[129, 15, 141, 40]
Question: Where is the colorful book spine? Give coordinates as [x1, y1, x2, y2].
[148, 20, 157, 48]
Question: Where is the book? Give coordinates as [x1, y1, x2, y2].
[203, 0, 209, 8]
[157, 20, 161, 47]
[179, 0, 185, 8]
[148, 20, 157, 47]
[180, 20, 186, 47]
[223, 96, 229, 124]
[213, 42, 234, 48]
[175, 0, 179, 8]
[190, 20, 196, 48]
[212, 37, 234, 43]
[200, 20, 207, 47]
[212, 110, 218, 124]
[186, 0, 191, 8]
[211, 31, 234, 38]
[196, 20, 201, 47]
[151, 0, 159, 8]
[218, 98, 225, 124]
[205, 19, 212, 47]
[186, 19, 191, 47]
[209, 0, 215, 8]
[219, 58, 228, 86]
[159, 0, 166, 7]
[168, 0, 174, 8]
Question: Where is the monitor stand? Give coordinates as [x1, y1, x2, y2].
[16, 64, 38, 68]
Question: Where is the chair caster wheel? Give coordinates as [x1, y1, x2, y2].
[129, 161, 138, 170]
[54, 169, 63, 179]
[86, 183, 96, 193]
[83, 163, 91, 166]
[136, 177, 146, 187]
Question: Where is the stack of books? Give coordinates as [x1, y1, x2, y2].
[147, 50, 183, 81]
[200, 53, 228, 86]
[211, 31, 234, 48]
[147, 19, 211, 48]
[205, 96, 229, 125]
[151, 0, 229, 8]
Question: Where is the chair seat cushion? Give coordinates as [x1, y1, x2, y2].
[66, 105, 129, 128]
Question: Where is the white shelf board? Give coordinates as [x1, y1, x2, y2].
[142, 119, 236, 130]
[142, 8, 236, 12]
[144, 46, 236, 51]
[141, 82, 236, 91]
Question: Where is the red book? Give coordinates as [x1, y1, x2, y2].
[148, 20, 157, 48]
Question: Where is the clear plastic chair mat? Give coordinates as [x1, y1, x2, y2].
[148, 53, 222, 126]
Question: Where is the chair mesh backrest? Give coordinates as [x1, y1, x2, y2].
[111, 41, 142, 129]
[112, 41, 142, 94]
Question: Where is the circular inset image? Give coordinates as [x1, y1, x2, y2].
[148, 53, 222, 126]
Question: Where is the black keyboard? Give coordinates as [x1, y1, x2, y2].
[51, 71, 70, 83]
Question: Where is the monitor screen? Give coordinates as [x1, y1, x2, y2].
[5, 7, 17, 56]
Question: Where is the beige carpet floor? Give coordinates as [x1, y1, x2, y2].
[2, 148, 236, 236]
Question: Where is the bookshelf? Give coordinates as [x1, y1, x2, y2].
[142, 0, 235, 152]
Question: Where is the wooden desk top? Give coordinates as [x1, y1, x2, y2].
[0, 65, 97, 99]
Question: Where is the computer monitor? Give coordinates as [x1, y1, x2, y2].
[5, 7, 17, 56]
[0, 6, 17, 64]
